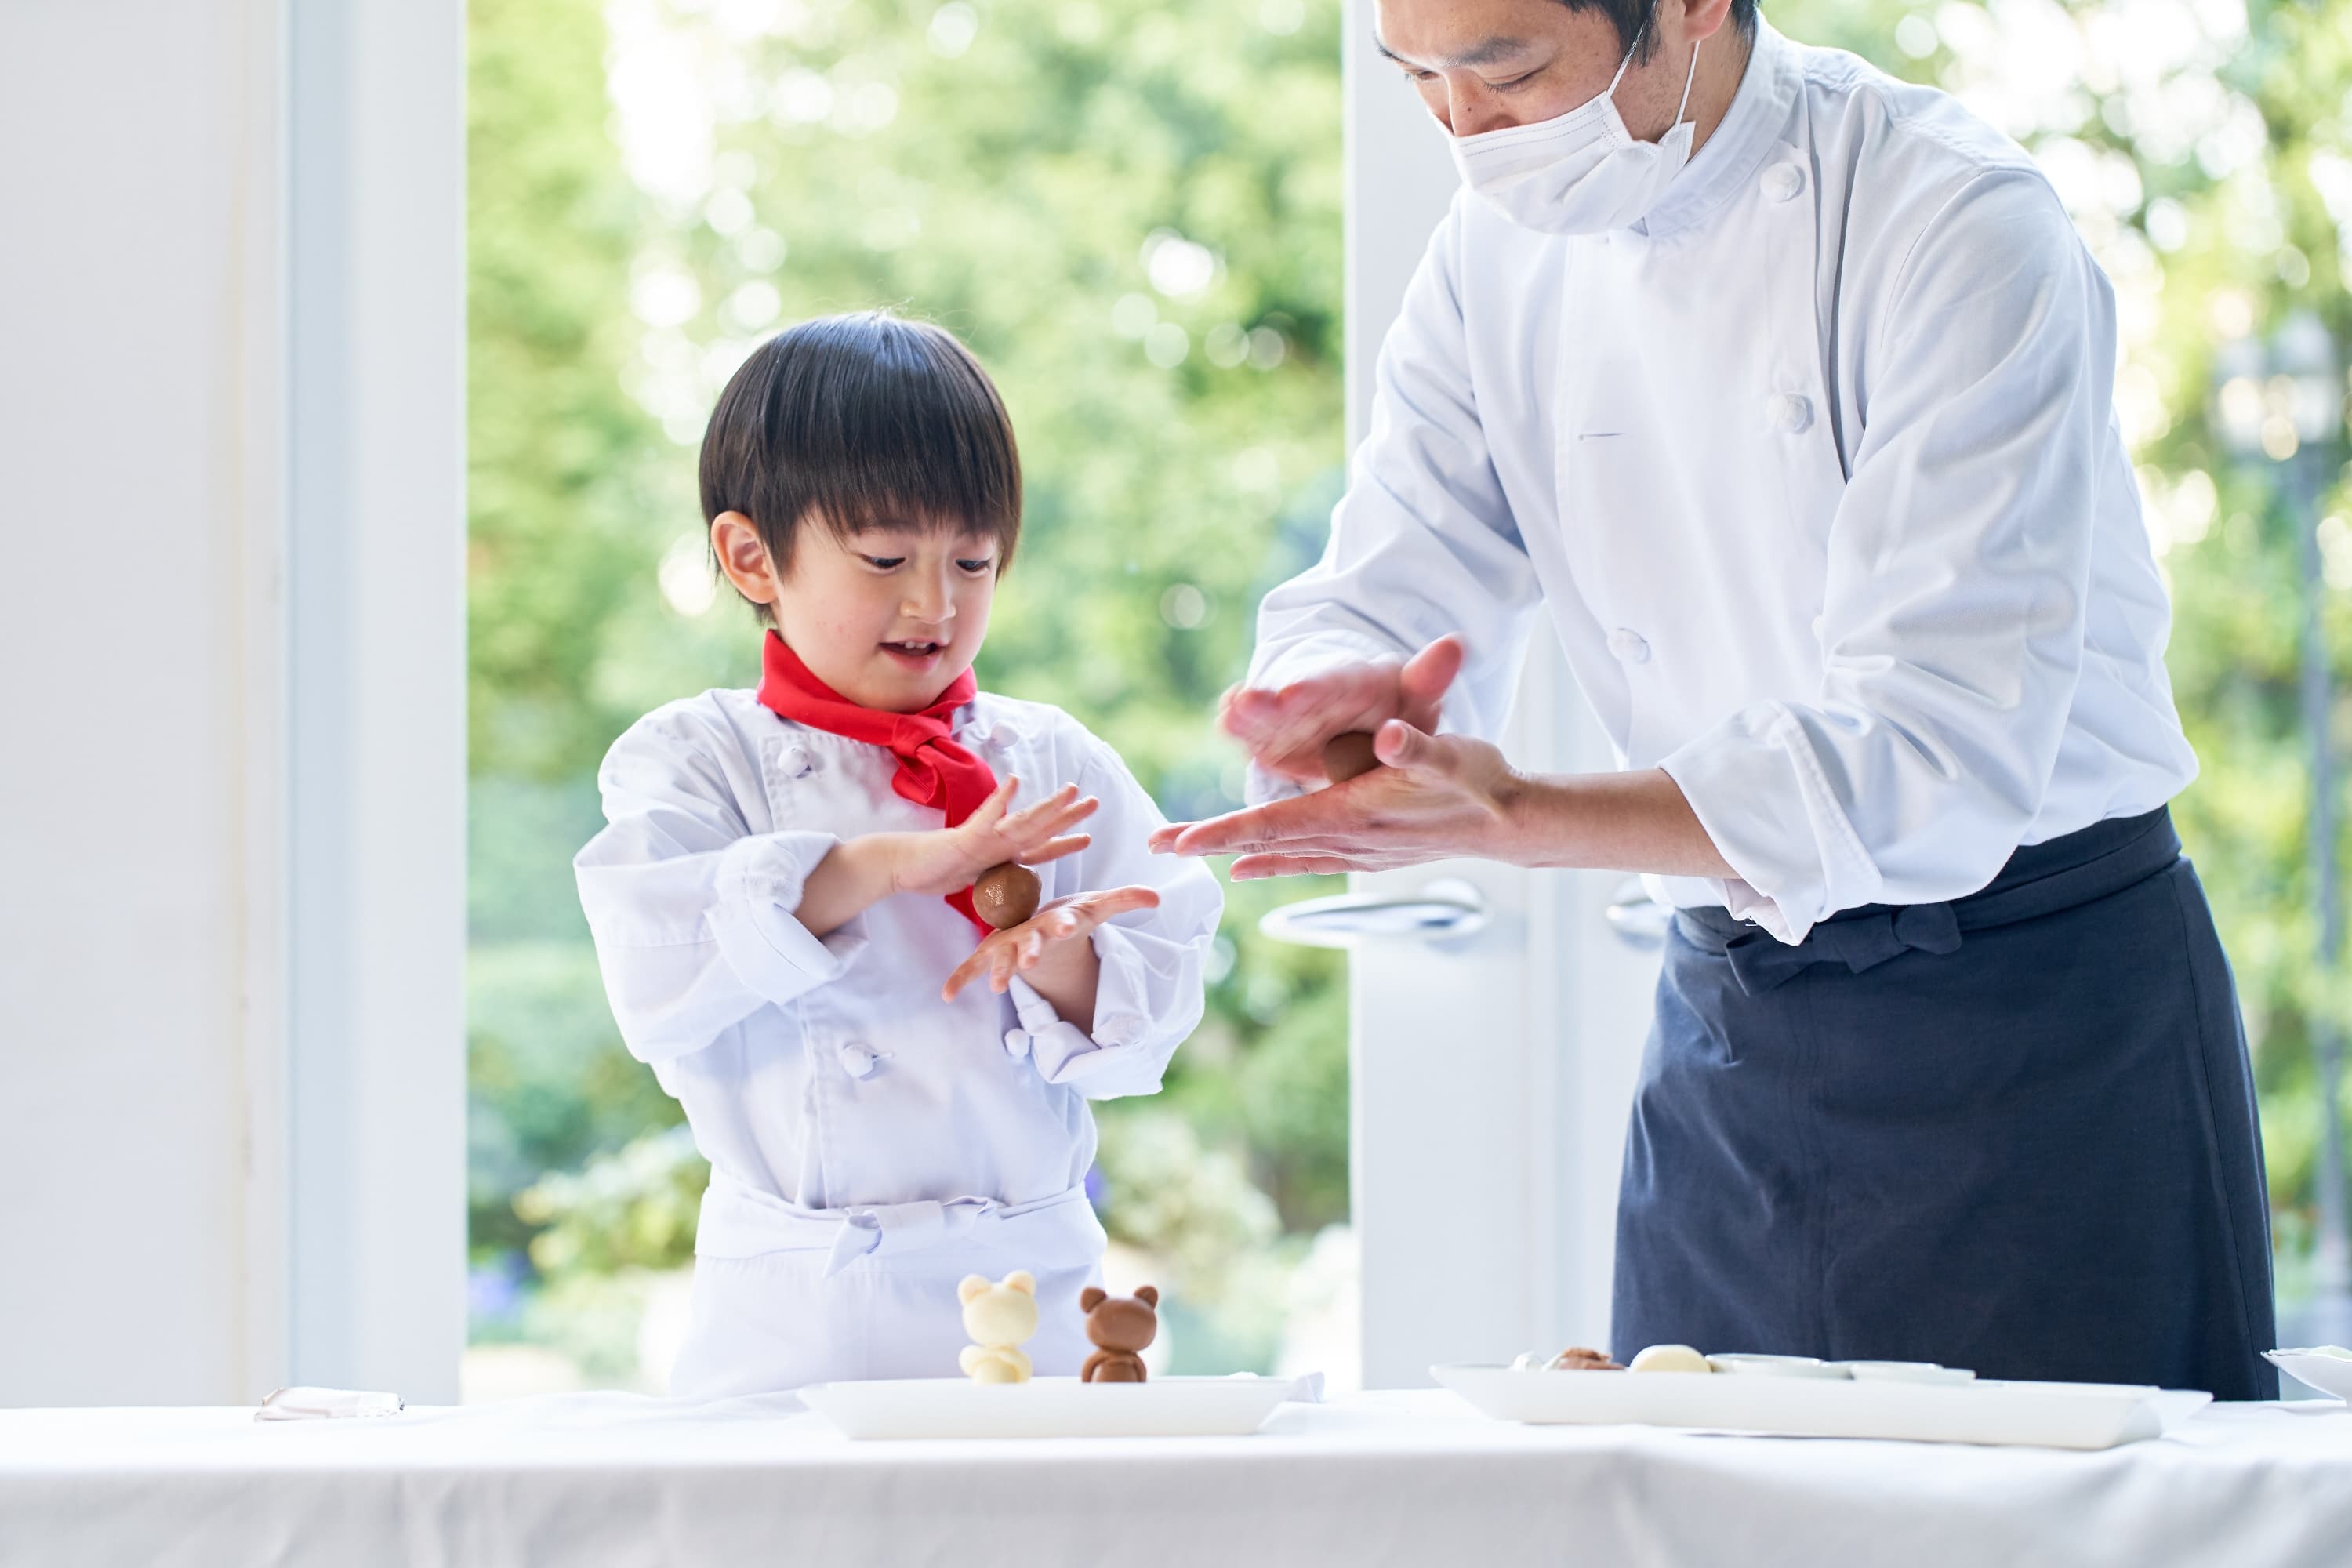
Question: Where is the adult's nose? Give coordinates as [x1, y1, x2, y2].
[1447, 82, 1509, 139]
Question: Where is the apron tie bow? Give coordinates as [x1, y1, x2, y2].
[1724, 902, 1962, 996]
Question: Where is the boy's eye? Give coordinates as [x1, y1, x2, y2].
[956, 558, 995, 574]
[862, 555, 906, 570]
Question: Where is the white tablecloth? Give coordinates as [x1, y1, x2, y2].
[3, 1391, 2347, 1566]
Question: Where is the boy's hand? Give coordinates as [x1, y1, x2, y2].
[893, 778, 1099, 898]
[941, 886, 1163, 1003]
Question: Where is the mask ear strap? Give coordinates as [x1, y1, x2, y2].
[1673, 38, 1701, 126]
[1606, 16, 1645, 93]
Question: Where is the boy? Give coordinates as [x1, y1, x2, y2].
[576, 313, 1222, 1394]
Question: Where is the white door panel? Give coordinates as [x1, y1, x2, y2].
[1330, 1, 1665, 1387]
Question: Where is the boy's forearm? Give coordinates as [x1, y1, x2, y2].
[796, 834, 906, 938]
[1021, 938, 1101, 1036]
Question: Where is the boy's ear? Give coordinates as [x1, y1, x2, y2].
[710, 511, 782, 609]
[1080, 1287, 1107, 1312]
[1134, 1285, 1160, 1308]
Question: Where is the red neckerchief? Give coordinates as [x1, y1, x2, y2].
[754, 630, 996, 932]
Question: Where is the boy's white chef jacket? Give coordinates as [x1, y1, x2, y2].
[575, 687, 1221, 1395]
[1251, 21, 2197, 946]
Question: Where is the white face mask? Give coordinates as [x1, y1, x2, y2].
[1447, 27, 1702, 235]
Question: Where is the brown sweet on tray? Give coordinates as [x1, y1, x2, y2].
[1080, 1285, 1160, 1382]
[1514, 1346, 1624, 1371]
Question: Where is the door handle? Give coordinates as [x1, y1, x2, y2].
[1604, 877, 1672, 950]
[1257, 877, 1488, 949]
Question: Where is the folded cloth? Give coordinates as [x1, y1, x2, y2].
[255, 1387, 405, 1422]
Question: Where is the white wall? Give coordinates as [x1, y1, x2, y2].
[0, 0, 464, 1406]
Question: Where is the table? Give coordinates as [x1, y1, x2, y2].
[2, 1391, 2347, 1566]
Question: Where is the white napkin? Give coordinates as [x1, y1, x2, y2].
[255, 1386, 405, 1421]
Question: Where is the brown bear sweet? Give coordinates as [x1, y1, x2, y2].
[1079, 1284, 1160, 1383]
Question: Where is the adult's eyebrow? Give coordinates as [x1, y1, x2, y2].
[1372, 31, 1535, 70]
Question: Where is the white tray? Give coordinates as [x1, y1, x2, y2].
[800, 1375, 1295, 1439]
[2266, 1346, 2352, 1401]
[1432, 1363, 2210, 1450]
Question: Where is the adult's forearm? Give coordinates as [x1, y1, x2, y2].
[1494, 768, 1739, 880]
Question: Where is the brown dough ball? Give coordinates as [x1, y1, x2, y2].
[1548, 1347, 1624, 1371]
[1322, 731, 1381, 783]
[971, 862, 1043, 929]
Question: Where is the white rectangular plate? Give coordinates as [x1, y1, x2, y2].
[2265, 1346, 2352, 1401]
[1432, 1364, 2209, 1450]
[800, 1376, 1294, 1439]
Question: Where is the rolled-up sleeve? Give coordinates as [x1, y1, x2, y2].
[1659, 172, 2106, 943]
[575, 722, 867, 1062]
[1245, 197, 1543, 804]
[1005, 736, 1224, 1098]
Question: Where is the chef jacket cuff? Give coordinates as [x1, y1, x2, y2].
[708, 830, 869, 1004]
[1002, 926, 1170, 1098]
[1657, 701, 1883, 948]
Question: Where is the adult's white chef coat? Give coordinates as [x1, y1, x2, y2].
[1250, 20, 2197, 945]
[575, 687, 1221, 1392]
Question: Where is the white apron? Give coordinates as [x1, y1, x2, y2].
[669, 1174, 1107, 1396]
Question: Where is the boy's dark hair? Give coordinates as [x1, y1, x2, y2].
[699, 312, 1022, 618]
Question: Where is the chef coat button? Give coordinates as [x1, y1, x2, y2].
[1606, 628, 1651, 666]
[1762, 162, 1805, 201]
[779, 743, 815, 779]
[1768, 393, 1813, 434]
[1002, 1029, 1032, 1060]
[837, 1042, 881, 1079]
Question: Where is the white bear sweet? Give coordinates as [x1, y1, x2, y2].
[957, 1271, 1040, 1384]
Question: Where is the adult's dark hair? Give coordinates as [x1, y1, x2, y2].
[1570, 0, 1759, 64]
[699, 312, 1022, 619]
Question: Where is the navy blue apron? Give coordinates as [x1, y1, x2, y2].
[1611, 808, 2277, 1399]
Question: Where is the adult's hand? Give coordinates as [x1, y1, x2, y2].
[1150, 735, 1741, 884]
[1216, 634, 1468, 785]
[1149, 717, 1524, 878]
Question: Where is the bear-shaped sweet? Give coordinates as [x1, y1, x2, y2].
[1079, 1284, 1159, 1383]
[957, 1270, 1040, 1384]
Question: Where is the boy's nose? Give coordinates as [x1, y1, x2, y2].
[902, 575, 954, 623]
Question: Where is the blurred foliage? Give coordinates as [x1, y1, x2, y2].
[517, 1125, 710, 1276]
[471, 0, 2352, 1371]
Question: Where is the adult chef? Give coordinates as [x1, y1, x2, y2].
[1154, 0, 2276, 1398]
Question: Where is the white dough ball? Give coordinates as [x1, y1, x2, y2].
[1628, 1343, 1711, 1374]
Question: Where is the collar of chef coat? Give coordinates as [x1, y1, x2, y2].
[1633, 20, 1802, 244]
